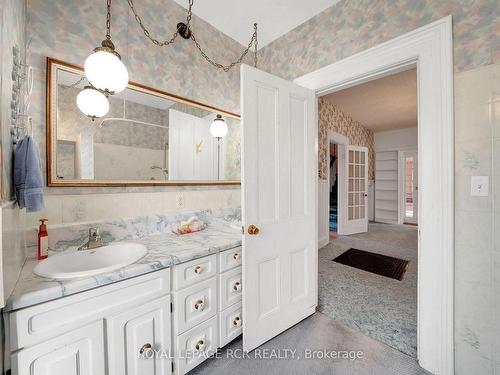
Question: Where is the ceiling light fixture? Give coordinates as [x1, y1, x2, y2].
[127, 0, 259, 72]
[84, 0, 128, 96]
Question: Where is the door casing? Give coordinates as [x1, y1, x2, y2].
[325, 132, 348, 241]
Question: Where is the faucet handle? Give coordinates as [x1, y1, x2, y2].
[89, 227, 100, 238]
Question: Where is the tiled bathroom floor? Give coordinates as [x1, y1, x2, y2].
[192, 312, 428, 375]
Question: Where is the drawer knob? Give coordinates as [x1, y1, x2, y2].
[233, 281, 241, 292]
[194, 299, 205, 311]
[233, 316, 241, 326]
[195, 339, 205, 351]
[194, 265, 202, 274]
[233, 253, 240, 260]
[139, 343, 152, 354]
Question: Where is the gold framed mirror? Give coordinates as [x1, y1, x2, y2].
[46, 57, 241, 187]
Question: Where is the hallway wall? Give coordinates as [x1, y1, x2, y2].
[374, 128, 417, 152]
[318, 98, 374, 180]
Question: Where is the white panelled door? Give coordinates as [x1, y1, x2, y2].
[241, 64, 317, 352]
[343, 146, 368, 235]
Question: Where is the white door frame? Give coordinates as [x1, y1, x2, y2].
[326, 131, 348, 239]
[295, 16, 454, 375]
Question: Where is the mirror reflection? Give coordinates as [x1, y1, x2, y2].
[52, 66, 240, 184]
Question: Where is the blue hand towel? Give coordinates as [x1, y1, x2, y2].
[14, 136, 44, 212]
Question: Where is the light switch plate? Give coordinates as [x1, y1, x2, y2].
[470, 176, 489, 196]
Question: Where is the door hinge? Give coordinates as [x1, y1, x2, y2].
[241, 225, 244, 234]
[170, 302, 173, 313]
[171, 361, 174, 373]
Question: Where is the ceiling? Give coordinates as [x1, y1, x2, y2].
[323, 68, 417, 132]
[174, 0, 340, 49]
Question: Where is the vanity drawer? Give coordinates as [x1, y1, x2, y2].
[218, 247, 242, 273]
[173, 254, 216, 291]
[174, 277, 217, 334]
[219, 301, 242, 348]
[175, 316, 218, 375]
[219, 267, 242, 311]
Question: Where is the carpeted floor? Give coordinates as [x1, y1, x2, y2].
[318, 222, 418, 357]
[191, 312, 429, 375]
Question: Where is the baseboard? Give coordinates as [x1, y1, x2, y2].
[318, 237, 329, 249]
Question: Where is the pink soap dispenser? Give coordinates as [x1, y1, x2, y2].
[38, 219, 49, 260]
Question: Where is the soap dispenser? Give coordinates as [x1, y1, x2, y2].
[38, 219, 49, 260]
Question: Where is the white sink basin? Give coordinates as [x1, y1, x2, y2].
[34, 243, 147, 280]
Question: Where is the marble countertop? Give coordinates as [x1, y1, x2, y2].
[6, 221, 242, 312]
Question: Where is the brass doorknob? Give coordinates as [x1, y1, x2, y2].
[139, 343, 152, 354]
[247, 225, 260, 235]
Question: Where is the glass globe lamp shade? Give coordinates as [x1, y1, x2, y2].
[210, 115, 228, 138]
[84, 50, 129, 94]
[76, 87, 110, 118]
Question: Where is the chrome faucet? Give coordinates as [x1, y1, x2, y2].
[78, 227, 107, 251]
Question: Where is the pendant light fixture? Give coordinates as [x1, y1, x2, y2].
[76, 86, 110, 119]
[84, 0, 128, 96]
[210, 114, 228, 138]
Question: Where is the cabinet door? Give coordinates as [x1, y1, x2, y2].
[106, 296, 172, 375]
[12, 321, 105, 375]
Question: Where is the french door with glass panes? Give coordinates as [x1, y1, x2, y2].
[343, 146, 368, 234]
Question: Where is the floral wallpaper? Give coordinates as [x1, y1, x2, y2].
[318, 98, 374, 180]
[259, 0, 499, 80]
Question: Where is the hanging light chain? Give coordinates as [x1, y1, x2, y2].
[190, 23, 258, 72]
[254, 23, 258, 68]
[70, 76, 87, 88]
[127, 0, 194, 47]
[106, 0, 112, 40]
[126, 0, 258, 71]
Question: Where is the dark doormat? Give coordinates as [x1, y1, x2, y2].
[333, 248, 409, 281]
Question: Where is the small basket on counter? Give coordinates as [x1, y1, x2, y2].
[171, 216, 206, 235]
